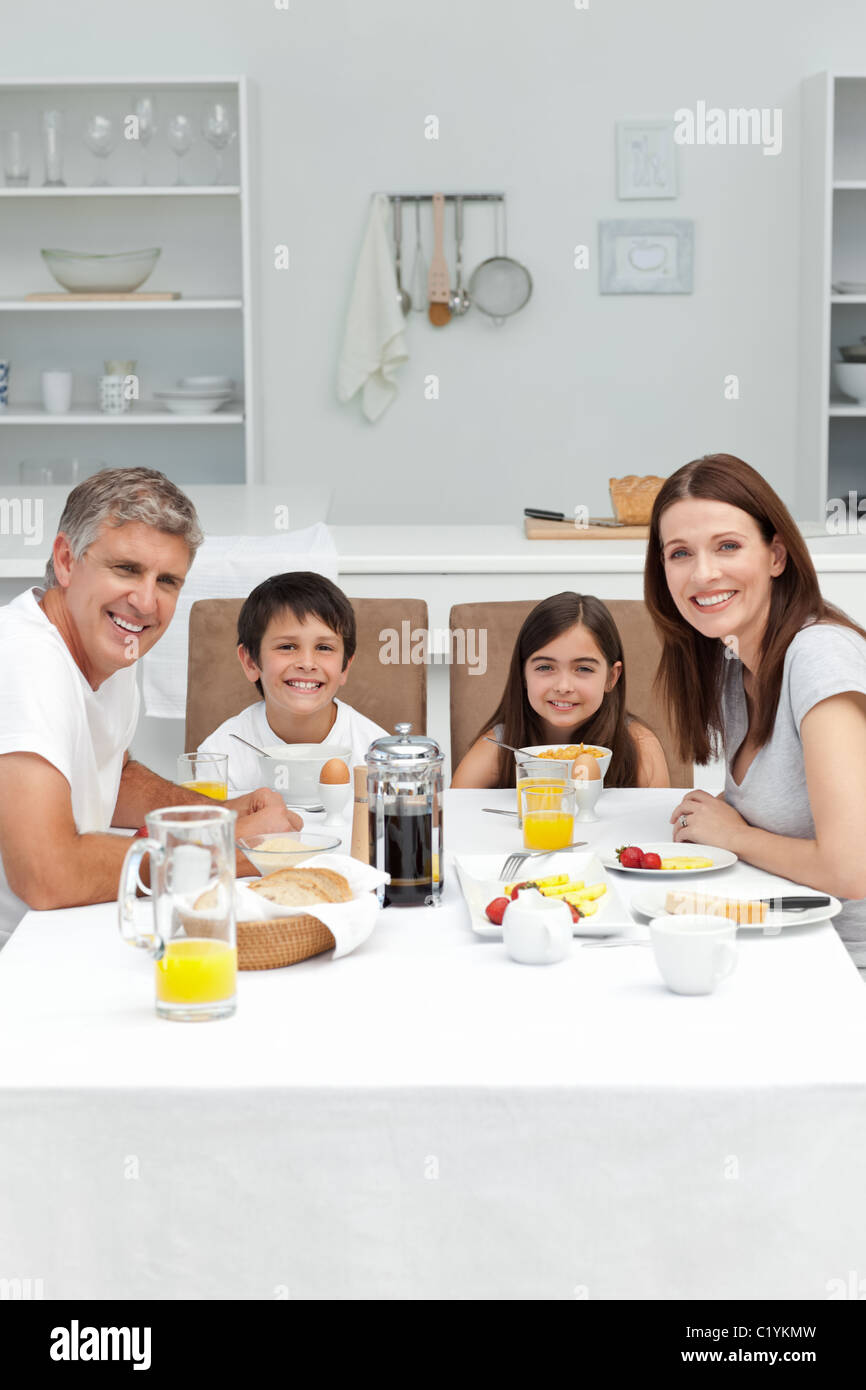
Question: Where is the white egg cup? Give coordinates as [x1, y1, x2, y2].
[573, 776, 603, 822]
[318, 778, 352, 828]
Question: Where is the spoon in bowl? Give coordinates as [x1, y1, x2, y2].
[484, 735, 537, 757]
[229, 732, 271, 758]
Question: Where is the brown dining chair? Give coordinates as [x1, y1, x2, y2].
[185, 597, 429, 752]
[448, 598, 693, 787]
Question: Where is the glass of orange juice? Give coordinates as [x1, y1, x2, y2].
[178, 752, 228, 801]
[118, 804, 237, 1021]
[520, 782, 575, 852]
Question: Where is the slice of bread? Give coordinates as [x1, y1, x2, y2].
[248, 866, 353, 908]
[665, 889, 767, 924]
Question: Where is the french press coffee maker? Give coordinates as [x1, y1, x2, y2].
[367, 723, 444, 907]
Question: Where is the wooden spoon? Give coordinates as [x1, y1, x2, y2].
[428, 192, 451, 326]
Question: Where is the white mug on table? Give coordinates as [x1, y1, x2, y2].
[649, 915, 738, 995]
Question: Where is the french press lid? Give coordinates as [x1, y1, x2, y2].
[366, 722, 443, 766]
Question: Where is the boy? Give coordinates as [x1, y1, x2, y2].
[198, 572, 387, 796]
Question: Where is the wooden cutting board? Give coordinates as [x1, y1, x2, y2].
[524, 517, 650, 540]
[26, 291, 181, 301]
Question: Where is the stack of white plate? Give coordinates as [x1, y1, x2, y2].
[154, 376, 236, 415]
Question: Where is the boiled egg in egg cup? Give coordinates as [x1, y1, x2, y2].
[572, 752, 603, 823]
[319, 757, 352, 828]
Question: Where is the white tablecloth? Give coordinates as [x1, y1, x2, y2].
[1, 788, 865, 1300]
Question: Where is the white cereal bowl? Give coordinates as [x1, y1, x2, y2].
[833, 362, 866, 402]
[518, 744, 613, 781]
[259, 743, 352, 808]
[41, 247, 161, 294]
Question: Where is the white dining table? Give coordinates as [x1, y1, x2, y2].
[1, 786, 865, 1302]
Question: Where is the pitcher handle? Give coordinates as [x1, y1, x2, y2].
[118, 837, 164, 955]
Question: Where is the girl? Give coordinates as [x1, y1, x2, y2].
[451, 592, 670, 789]
[644, 452, 866, 974]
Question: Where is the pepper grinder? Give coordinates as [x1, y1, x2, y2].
[350, 765, 369, 863]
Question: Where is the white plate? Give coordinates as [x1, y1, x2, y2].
[598, 842, 737, 875]
[454, 851, 632, 938]
[630, 885, 842, 931]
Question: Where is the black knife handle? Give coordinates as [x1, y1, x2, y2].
[759, 896, 832, 909]
[524, 508, 566, 522]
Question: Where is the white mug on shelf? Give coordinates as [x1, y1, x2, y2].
[649, 916, 738, 996]
[41, 370, 72, 414]
[99, 373, 129, 415]
[502, 888, 573, 965]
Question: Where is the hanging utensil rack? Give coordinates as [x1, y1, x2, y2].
[384, 193, 505, 203]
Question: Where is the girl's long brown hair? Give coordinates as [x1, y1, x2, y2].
[475, 593, 642, 789]
[644, 453, 866, 764]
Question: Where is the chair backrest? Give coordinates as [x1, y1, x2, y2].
[185, 597, 429, 752]
[448, 598, 692, 787]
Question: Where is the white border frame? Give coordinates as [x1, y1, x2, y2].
[616, 119, 678, 199]
[599, 219, 694, 294]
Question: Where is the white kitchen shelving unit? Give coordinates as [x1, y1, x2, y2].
[0, 76, 256, 486]
[800, 72, 866, 519]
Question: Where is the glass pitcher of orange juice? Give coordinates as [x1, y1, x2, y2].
[118, 805, 237, 1021]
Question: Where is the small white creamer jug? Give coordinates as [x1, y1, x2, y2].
[502, 888, 573, 965]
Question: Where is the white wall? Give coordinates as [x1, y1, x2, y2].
[3, 0, 865, 523]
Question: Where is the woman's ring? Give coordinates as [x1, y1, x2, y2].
[680, 814, 688, 828]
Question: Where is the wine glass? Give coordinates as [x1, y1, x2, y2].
[165, 114, 194, 185]
[83, 114, 115, 186]
[130, 95, 157, 184]
[201, 102, 236, 185]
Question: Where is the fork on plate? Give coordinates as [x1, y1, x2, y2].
[499, 843, 587, 882]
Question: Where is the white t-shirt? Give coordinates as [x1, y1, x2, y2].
[198, 698, 388, 797]
[0, 588, 140, 947]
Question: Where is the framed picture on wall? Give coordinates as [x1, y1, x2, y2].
[616, 120, 678, 199]
[598, 219, 694, 294]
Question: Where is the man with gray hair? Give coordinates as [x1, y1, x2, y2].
[0, 467, 300, 946]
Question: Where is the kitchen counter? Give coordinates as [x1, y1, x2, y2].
[1, 485, 865, 577]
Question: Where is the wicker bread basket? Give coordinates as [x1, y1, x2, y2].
[181, 911, 336, 970]
[608, 474, 666, 526]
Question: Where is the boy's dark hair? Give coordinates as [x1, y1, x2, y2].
[237, 572, 356, 697]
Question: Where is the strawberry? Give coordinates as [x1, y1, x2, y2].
[509, 880, 538, 900]
[566, 902, 582, 923]
[640, 852, 662, 870]
[616, 845, 644, 869]
[485, 896, 511, 926]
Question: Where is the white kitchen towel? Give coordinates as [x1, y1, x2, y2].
[337, 192, 408, 422]
[142, 523, 338, 719]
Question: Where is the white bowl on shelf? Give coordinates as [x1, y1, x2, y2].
[833, 362, 866, 402]
[41, 248, 161, 294]
[177, 375, 234, 392]
[153, 390, 233, 415]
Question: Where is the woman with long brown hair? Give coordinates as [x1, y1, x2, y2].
[644, 453, 866, 972]
[451, 592, 669, 789]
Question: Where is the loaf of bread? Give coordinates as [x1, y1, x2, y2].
[194, 865, 353, 914]
[247, 866, 353, 908]
[665, 889, 767, 924]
